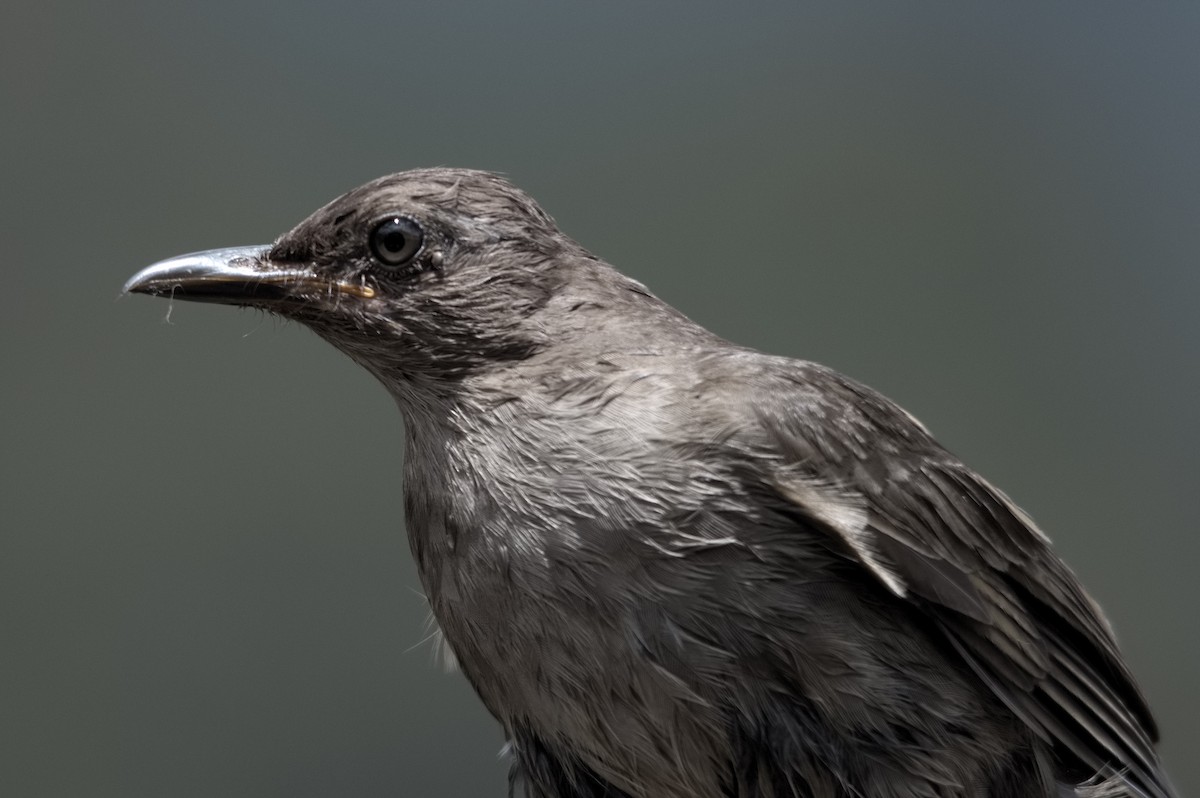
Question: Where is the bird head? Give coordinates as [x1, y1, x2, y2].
[125, 169, 573, 385]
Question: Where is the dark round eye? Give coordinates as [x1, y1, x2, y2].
[369, 216, 424, 267]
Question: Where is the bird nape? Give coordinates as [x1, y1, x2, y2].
[125, 168, 1175, 798]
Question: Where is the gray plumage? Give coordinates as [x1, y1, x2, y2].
[125, 168, 1175, 798]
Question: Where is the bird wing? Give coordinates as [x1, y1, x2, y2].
[750, 362, 1170, 798]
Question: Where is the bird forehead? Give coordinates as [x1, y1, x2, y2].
[349, 169, 532, 212]
[268, 171, 563, 270]
[288, 170, 551, 243]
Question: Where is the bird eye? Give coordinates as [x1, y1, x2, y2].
[369, 216, 424, 267]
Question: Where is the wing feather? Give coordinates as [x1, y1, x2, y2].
[757, 364, 1171, 798]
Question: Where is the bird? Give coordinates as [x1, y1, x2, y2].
[125, 168, 1175, 798]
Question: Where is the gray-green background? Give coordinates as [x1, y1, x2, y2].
[3, 3, 1196, 796]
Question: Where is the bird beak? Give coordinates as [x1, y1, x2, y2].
[124, 246, 375, 307]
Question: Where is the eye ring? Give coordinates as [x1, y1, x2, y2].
[369, 216, 425, 268]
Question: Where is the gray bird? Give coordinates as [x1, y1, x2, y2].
[125, 169, 1175, 798]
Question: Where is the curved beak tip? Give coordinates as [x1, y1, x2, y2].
[124, 246, 273, 296]
[124, 245, 377, 307]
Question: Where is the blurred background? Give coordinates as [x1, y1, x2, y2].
[2, 2, 1197, 796]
